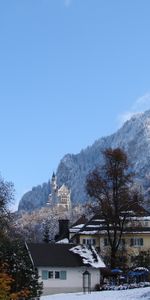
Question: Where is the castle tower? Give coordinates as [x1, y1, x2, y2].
[48, 172, 58, 205]
[51, 172, 57, 193]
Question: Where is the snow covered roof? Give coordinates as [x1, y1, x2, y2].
[79, 231, 99, 235]
[126, 216, 150, 221]
[56, 238, 69, 244]
[27, 243, 105, 269]
[69, 215, 88, 233]
[70, 245, 105, 268]
[70, 224, 85, 233]
[75, 211, 150, 237]
[74, 214, 108, 236]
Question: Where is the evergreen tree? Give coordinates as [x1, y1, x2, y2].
[0, 238, 43, 298]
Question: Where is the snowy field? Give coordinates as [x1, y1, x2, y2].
[41, 287, 150, 300]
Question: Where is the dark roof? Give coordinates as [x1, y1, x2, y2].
[27, 243, 85, 267]
[70, 215, 88, 228]
[78, 214, 106, 233]
[127, 204, 150, 216]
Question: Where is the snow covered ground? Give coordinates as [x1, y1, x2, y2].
[41, 287, 150, 300]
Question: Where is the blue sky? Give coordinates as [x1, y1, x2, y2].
[1, 0, 150, 210]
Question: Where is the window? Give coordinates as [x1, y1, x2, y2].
[130, 238, 143, 247]
[48, 271, 53, 279]
[42, 270, 67, 280]
[87, 239, 91, 245]
[60, 271, 67, 280]
[55, 271, 67, 280]
[82, 238, 96, 245]
[144, 221, 149, 226]
[55, 271, 60, 279]
[42, 270, 48, 280]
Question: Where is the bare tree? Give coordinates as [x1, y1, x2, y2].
[86, 148, 143, 268]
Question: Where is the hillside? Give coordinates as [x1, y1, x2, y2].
[18, 110, 150, 211]
[18, 182, 51, 211]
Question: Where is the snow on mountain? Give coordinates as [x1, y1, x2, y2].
[18, 181, 51, 211]
[56, 110, 150, 209]
[19, 110, 150, 211]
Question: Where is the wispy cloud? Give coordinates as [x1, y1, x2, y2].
[134, 93, 150, 109]
[64, 0, 72, 8]
[118, 92, 150, 126]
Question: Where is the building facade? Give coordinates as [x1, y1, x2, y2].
[70, 208, 150, 268]
[48, 173, 71, 214]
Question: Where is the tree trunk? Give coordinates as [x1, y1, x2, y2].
[110, 248, 117, 269]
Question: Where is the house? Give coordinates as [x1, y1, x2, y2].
[26, 243, 105, 295]
[70, 206, 150, 268]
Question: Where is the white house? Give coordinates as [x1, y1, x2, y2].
[26, 243, 105, 295]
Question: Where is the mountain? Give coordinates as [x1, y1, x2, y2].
[18, 110, 150, 211]
[18, 182, 51, 211]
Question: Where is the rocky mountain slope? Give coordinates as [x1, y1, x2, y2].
[18, 110, 150, 211]
[18, 182, 51, 211]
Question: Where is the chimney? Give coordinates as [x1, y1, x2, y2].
[55, 219, 70, 242]
[58, 219, 69, 239]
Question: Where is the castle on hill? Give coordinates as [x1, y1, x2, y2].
[48, 173, 71, 214]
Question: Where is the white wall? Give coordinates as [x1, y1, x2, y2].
[38, 266, 100, 295]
